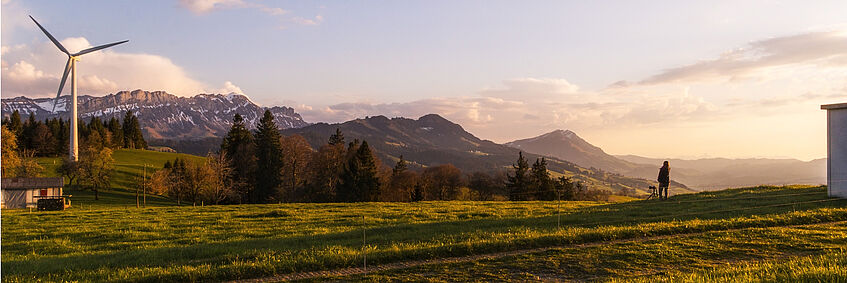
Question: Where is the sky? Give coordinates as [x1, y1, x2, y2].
[2, 0, 847, 161]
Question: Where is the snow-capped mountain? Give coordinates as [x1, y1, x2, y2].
[1, 90, 309, 139]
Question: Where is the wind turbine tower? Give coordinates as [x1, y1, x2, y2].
[30, 16, 128, 161]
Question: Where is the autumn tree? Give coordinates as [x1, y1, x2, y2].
[1, 125, 21, 177]
[80, 147, 115, 200]
[280, 134, 313, 201]
[420, 164, 463, 200]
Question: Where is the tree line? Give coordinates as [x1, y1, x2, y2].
[1, 110, 147, 157]
[146, 111, 611, 204]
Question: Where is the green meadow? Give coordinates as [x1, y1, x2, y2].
[2, 184, 845, 282]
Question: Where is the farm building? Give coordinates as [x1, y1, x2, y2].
[1, 177, 64, 209]
[822, 103, 847, 198]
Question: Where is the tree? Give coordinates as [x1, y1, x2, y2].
[1, 125, 21, 177]
[58, 157, 81, 188]
[280, 134, 313, 201]
[468, 172, 506, 201]
[122, 111, 146, 149]
[420, 164, 463, 200]
[555, 176, 577, 201]
[328, 128, 345, 146]
[507, 152, 531, 201]
[337, 140, 381, 202]
[530, 158, 556, 200]
[303, 143, 345, 202]
[107, 117, 124, 148]
[254, 110, 284, 203]
[80, 147, 115, 200]
[387, 156, 418, 201]
[8, 110, 23, 137]
[220, 113, 256, 203]
[31, 123, 54, 156]
[202, 152, 236, 204]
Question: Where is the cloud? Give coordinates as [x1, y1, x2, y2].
[289, 15, 324, 26]
[632, 29, 847, 86]
[297, 78, 719, 142]
[217, 81, 243, 94]
[179, 0, 248, 14]
[1, 37, 237, 98]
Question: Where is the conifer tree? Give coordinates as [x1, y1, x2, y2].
[253, 110, 284, 203]
[507, 151, 530, 201]
[122, 111, 146, 149]
[220, 113, 256, 203]
[328, 128, 345, 146]
[531, 158, 556, 200]
[108, 117, 123, 148]
[338, 140, 381, 202]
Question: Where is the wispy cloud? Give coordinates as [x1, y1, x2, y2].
[178, 0, 325, 27]
[614, 29, 847, 87]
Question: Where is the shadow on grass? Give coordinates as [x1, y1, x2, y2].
[3, 186, 841, 282]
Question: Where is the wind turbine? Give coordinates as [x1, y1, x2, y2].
[30, 15, 128, 161]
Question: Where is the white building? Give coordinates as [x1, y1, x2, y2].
[822, 103, 847, 198]
[1, 177, 64, 209]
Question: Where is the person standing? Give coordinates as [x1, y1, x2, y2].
[657, 161, 670, 200]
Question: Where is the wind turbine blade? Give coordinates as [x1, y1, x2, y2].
[73, 40, 128, 56]
[53, 58, 72, 113]
[29, 15, 70, 55]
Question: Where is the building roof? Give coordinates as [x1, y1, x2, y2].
[1, 177, 64, 190]
[821, 103, 847, 110]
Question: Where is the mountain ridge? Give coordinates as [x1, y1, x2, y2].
[1, 90, 309, 139]
[507, 130, 827, 190]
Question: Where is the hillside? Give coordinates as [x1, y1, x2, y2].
[2, 185, 844, 282]
[507, 130, 827, 191]
[35, 149, 204, 208]
[282, 115, 693, 195]
[1, 90, 309, 139]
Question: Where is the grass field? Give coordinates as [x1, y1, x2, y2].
[2, 185, 845, 282]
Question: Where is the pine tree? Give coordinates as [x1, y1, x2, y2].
[328, 128, 345, 145]
[220, 114, 256, 203]
[122, 111, 146, 149]
[531, 158, 556, 200]
[253, 110, 284, 203]
[393, 155, 408, 176]
[337, 140, 381, 202]
[507, 152, 530, 201]
[108, 117, 123, 148]
[8, 110, 23, 137]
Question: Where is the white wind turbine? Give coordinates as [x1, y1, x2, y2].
[30, 15, 128, 161]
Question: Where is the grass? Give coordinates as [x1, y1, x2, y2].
[325, 221, 847, 282]
[2, 185, 845, 282]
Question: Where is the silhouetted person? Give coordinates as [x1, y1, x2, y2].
[657, 161, 670, 200]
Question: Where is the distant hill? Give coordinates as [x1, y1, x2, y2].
[1, 90, 309, 139]
[616, 155, 827, 190]
[281, 114, 693, 195]
[506, 129, 826, 191]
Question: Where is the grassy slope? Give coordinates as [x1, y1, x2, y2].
[35, 149, 205, 208]
[2, 185, 845, 282]
[329, 222, 847, 282]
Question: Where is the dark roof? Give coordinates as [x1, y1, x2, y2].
[1, 177, 64, 190]
[821, 103, 847, 110]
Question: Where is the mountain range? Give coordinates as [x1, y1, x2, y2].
[281, 114, 692, 195]
[0, 90, 309, 139]
[506, 129, 827, 190]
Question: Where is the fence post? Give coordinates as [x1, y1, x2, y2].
[362, 215, 367, 271]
